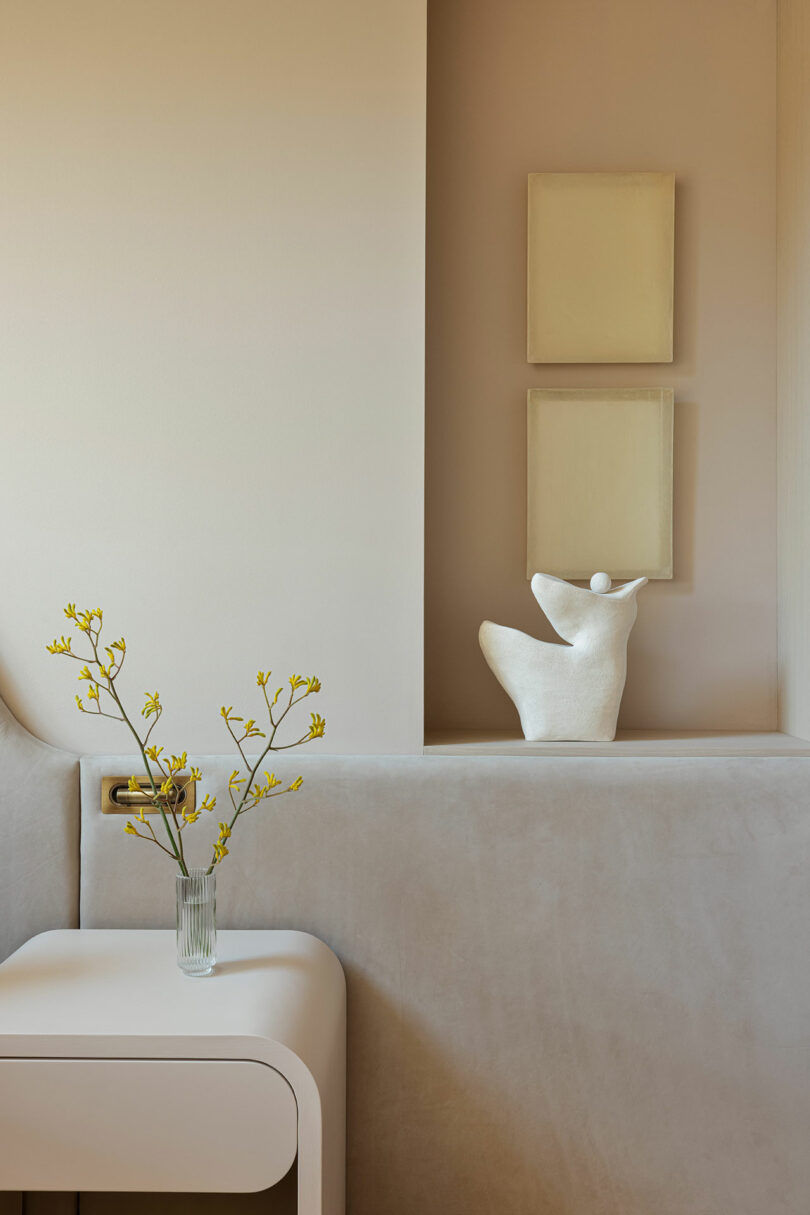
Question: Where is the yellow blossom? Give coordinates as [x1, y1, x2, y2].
[124, 821, 137, 835]
[264, 771, 282, 789]
[307, 713, 326, 740]
[213, 842, 229, 863]
[142, 691, 161, 719]
[243, 718, 265, 739]
[159, 777, 174, 796]
[289, 674, 306, 691]
[200, 794, 217, 812]
[64, 603, 78, 621]
[183, 809, 200, 824]
[77, 665, 92, 681]
[306, 676, 321, 694]
[144, 744, 164, 762]
[256, 670, 271, 687]
[87, 684, 99, 701]
[189, 766, 202, 782]
[111, 637, 126, 653]
[217, 822, 232, 840]
[228, 770, 244, 790]
[75, 695, 84, 712]
[127, 775, 141, 793]
[288, 776, 304, 792]
[46, 635, 73, 655]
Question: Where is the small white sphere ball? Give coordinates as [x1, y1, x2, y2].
[590, 572, 612, 594]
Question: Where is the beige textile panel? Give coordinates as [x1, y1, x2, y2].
[527, 387, 674, 579]
[527, 172, 675, 363]
[0, 698, 79, 964]
[0, 700, 79, 1215]
[76, 752, 810, 1215]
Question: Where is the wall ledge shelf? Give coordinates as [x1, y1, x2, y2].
[423, 730, 810, 758]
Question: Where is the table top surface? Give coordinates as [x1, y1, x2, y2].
[0, 929, 344, 1053]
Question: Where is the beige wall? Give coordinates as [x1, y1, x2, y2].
[0, 0, 426, 755]
[777, 0, 810, 740]
[426, 0, 778, 733]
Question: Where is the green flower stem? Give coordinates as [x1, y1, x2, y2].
[91, 633, 188, 876]
[205, 687, 305, 874]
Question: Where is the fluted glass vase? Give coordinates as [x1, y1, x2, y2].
[176, 868, 216, 976]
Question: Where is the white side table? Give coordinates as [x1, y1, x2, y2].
[0, 929, 345, 1214]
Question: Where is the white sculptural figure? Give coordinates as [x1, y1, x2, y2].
[479, 572, 647, 742]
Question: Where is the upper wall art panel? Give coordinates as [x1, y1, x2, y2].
[527, 172, 675, 364]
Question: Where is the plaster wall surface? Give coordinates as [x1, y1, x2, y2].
[0, 0, 426, 755]
[426, 0, 778, 734]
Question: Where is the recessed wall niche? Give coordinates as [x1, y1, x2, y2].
[425, 0, 777, 740]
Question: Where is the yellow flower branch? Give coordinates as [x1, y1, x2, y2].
[48, 604, 326, 875]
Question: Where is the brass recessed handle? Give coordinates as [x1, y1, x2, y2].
[101, 775, 196, 816]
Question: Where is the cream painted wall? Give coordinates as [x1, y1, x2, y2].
[426, 0, 778, 733]
[777, 0, 810, 740]
[0, 0, 426, 755]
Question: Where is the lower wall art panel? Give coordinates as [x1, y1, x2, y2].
[527, 387, 674, 580]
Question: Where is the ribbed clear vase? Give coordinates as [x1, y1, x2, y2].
[176, 868, 216, 976]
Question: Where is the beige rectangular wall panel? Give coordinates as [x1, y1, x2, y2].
[527, 173, 674, 363]
[527, 388, 674, 579]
